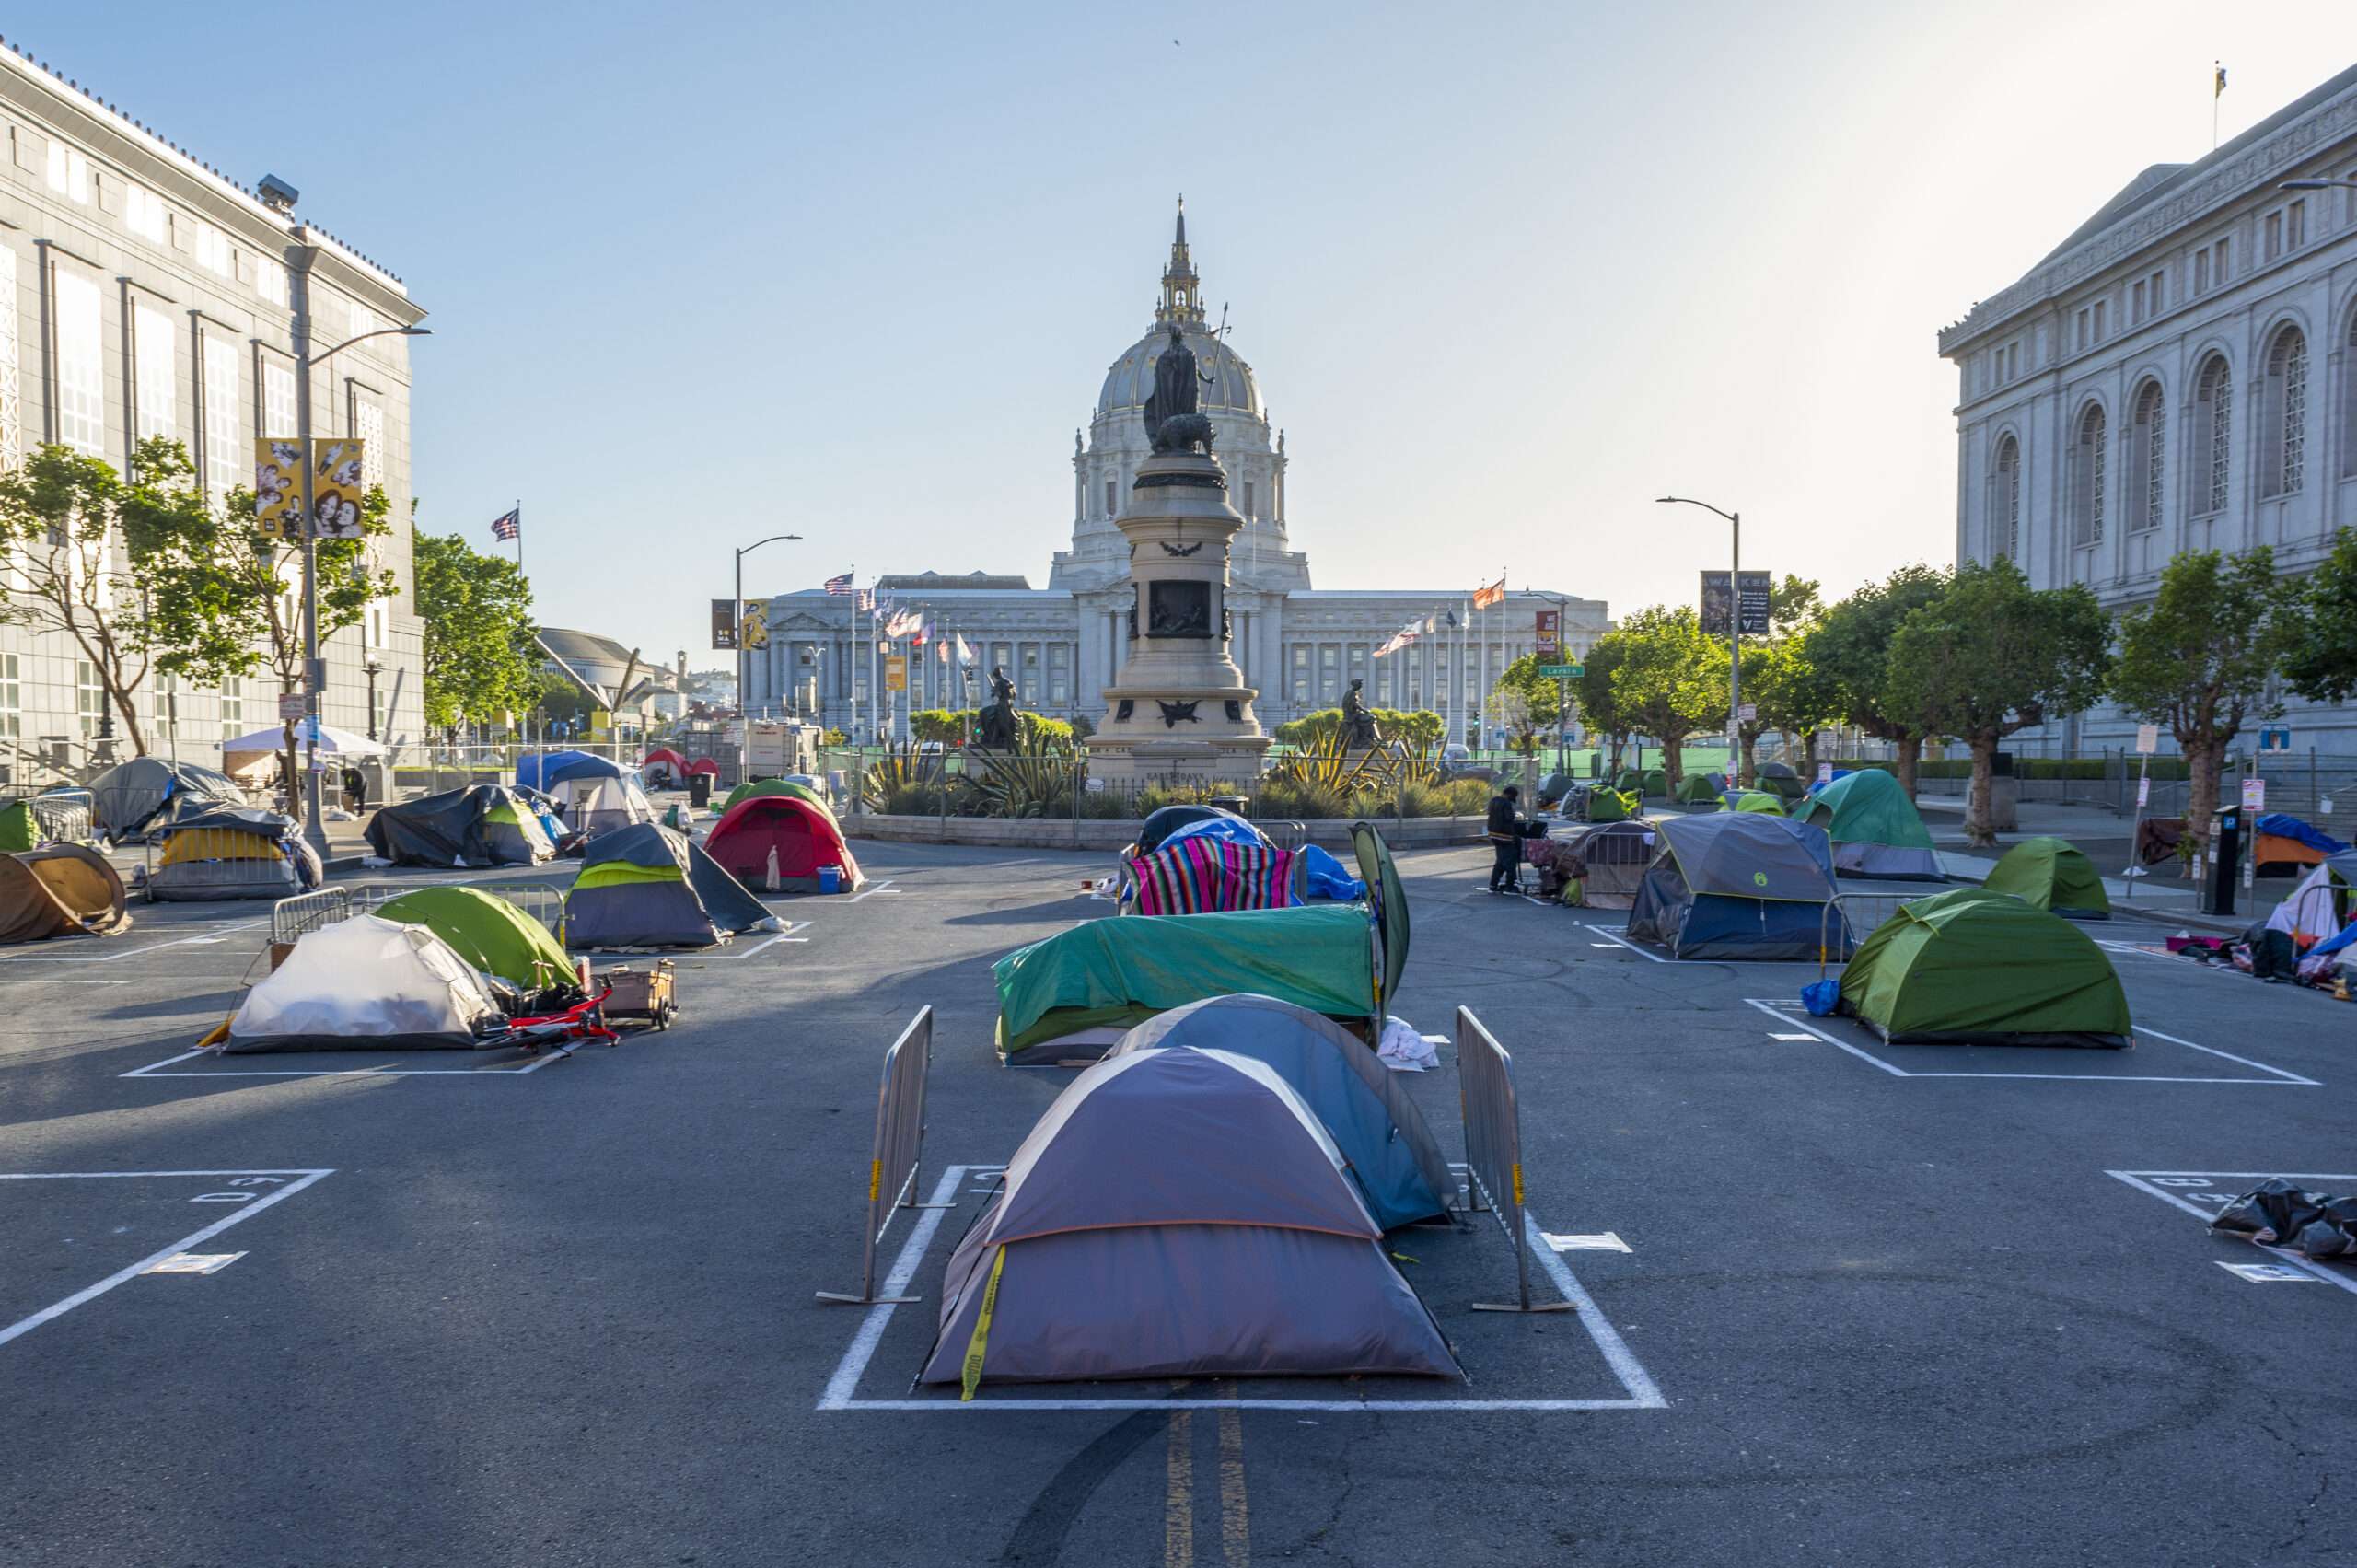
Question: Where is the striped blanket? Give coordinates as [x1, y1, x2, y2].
[1130, 837, 1299, 915]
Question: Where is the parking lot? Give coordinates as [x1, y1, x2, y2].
[3, 838, 2351, 1566]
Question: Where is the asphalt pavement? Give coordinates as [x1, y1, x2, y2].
[1, 837, 2351, 1566]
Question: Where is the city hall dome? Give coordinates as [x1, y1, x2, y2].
[1095, 200, 1265, 422]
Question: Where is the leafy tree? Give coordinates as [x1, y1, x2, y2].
[1883, 559, 2111, 846]
[2281, 528, 2357, 704]
[1571, 636, 1628, 770]
[534, 667, 598, 737]
[1486, 654, 1562, 756]
[1808, 564, 1950, 797]
[1770, 574, 1823, 637]
[415, 529, 537, 731]
[1756, 625, 1845, 776]
[2110, 546, 2298, 865]
[1606, 605, 1728, 789]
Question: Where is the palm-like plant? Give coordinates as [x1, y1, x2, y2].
[964, 735, 1080, 818]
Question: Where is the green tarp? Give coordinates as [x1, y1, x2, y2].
[374, 886, 575, 997]
[0, 803, 34, 854]
[1840, 887, 2131, 1045]
[995, 904, 1376, 1061]
[1982, 836, 2111, 919]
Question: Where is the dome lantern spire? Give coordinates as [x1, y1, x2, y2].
[1155, 194, 1205, 330]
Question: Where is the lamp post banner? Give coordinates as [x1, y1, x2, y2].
[1700, 571, 1734, 636]
[1535, 609, 1559, 657]
[253, 438, 366, 538]
[1736, 571, 1772, 635]
[711, 598, 738, 650]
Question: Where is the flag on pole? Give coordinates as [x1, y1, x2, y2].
[824, 572, 853, 596]
[855, 587, 875, 612]
[956, 633, 975, 665]
[2214, 62, 2227, 97]
[490, 507, 520, 541]
[1472, 576, 1505, 610]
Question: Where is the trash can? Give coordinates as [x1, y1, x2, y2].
[688, 772, 712, 809]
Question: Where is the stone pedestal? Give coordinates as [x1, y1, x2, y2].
[1086, 448, 1271, 785]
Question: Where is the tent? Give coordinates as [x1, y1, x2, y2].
[1138, 803, 1255, 856]
[642, 747, 689, 788]
[1537, 772, 1575, 808]
[1838, 887, 2131, 1047]
[721, 776, 833, 818]
[516, 749, 625, 793]
[685, 758, 721, 779]
[1142, 816, 1363, 902]
[220, 722, 383, 783]
[704, 794, 864, 894]
[1127, 835, 1305, 914]
[1585, 786, 1639, 823]
[149, 807, 303, 901]
[2265, 851, 2357, 944]
[1674, 772, 1727, 806]
[1111, 995, 1453, 1229]
[366, 785, 556, 867]
[87, 758, 244, 842]
[1796, 769, 1944, 881]
[1567, 820, 1661, 908]
[1754, 761, 1807, 802]
[1720, 790, 1787, 815]
[0, 845, 131, 944]
[916, 1044, 1460, 1390]
[560, 774, 656, 843]
[1625, 812, 1848, 959]
[374, 886, 577, 1000]
[998, 824, 1409, 1061]
[0, 792, 93, 851]
[563, 822, 776, 947]
[1982, 836, 2111, 920]
[224, 915, 504, 1051]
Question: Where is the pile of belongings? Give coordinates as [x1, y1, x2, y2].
[224, 915, 505, 1051]
[2252, 812, 2349, 875]
[1521, 832, 1587, 901]
[1123, 809, 1364, 909]
[367, 784, 555, 867]
[87, 758, 245, 843]
[917, 1037, 1459, 1395]
[2209, 1179, 2357, 1261]
[1982, 836, 2110, 919]
[2240, 851, 2357, 987]
[0, 844, 130, 944]
[373, 886, 580, 1009]
[1627, 813, 1849, 959]
[1794, 769, 1944, 881]
[0, 790, 93, 850]
[1562, 820, 1657, 908]
[149, 807, 318, 900]
[1838, 887, 2131, 1046]
[704, 792, 864, 893]
[1128, 831, 1304, 913]
[563, 822, 778, 948]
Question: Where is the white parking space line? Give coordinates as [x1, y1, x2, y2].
[0, 918, 270, 966]
[2105, 1170, 2357, 1297]
[1740, 1000, 1908, 1076]
[1743, 999, 2318, 1085]
[122, 1049, 563, 1079]
[817, 1164, 1667, 1414]
[850, 879, 901, 903]
[0, 1169, 332, 1348]
[1581, 923, 1668, 963]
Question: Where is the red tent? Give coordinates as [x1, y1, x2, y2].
[703, 795, 864, 894]
[643, 747, 689, 786]
[685, 758, 721, 778]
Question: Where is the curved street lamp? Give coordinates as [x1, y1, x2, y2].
[1655, 495, 1744, 778]
[735, 532, 803, 749]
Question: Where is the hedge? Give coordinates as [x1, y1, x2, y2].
[1829, 757, 2193, 782]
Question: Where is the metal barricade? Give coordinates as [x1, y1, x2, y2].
[1456, 1007, 1573, 1314]
[818, 1006, 951, 1306]
[271, 879, 572, 947]
[270, 889, 352, 945]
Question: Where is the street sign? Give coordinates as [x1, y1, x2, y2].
[1538, 663, 1584, 679]
[277, 692, 307, 722]
[2136, 775, 2151, 807]
[2134, 723, 2158, 755]
[2258, 726, 2293, 754]
[1737, 703, 1758, 722]
[2242, 777, 2267, 810]
[1817, 762, 1833, 785]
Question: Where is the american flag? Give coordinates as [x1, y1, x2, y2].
[489, 507, 520, 541]
[855, 588, 875, 612]
[823, 572, 853, 596]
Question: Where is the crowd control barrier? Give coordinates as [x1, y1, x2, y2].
[1457, 1007, 1572, 1314]
[271, 889, 353, 945]
[269, 880, 571, 947]
[817, 1007, 950, 1306]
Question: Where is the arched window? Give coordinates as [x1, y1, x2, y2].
[2259, 326, 2307, 497]
[2193, 356, 2232, 516]
[2128, 379, 2165, 533]
[1990, 434, 2020, 562]
[2070, 404, 2107, 546]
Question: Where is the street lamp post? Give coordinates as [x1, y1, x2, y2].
[364, 657, 382, 742]
[733, 532, 802, 774]
[1655, 495, 1743, 782]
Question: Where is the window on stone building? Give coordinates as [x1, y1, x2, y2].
[2215, 237, 2232, 283]
[1242, 481, 1255, 518]
[2260, 326, 2306, 498]
[0, 654, 18, 740]
[2131, 280, 2146, 323]
[1318, 644, 1340, 703]
[220, 677, 244, 742]
[1047, 643, 1070, 705]
[134, 303, 176, 446]
[2092, 301, 2107, 340]
[194, 222, 233, 277]
[263, 360, 296, 439]
[1375, 656, 1393, 705]
[2193, 356, 2232, 516]
[53, 267, 105, 456]
[76, 660, 103, 738]
[1990, 434, 2020, 562]
[124, 184, 167, 245]
[1019, 644, 1041, 704]
[255, 255, 287, 308]
[1103, 480, 1115, 518]
[44, 142, 89, 203]
[202, 333, 240, 509]
[2288, 200, 2306, 250]
[2006, 342, 2019, 380]
[2129, 380, 2165, 534]
[1290, 645, 1309, 704]
[2265, 211, 2282, 262]
[2070, 404, 2106, 547]
[2194, 249, 2211, 295]
[2150, 270, 2165, 313]
[2075, 309, 2089, 351]
[2345, 309, 2357, 480]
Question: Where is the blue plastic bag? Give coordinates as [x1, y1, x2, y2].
[1800, 978, 1840, 1017]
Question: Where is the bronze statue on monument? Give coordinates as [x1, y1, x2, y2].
[975, 665, 1024, 750]
[1341, 678, 1387, 749]
[1142, 322, 1217, 456]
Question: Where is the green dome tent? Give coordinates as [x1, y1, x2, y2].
[1674, 772, 1726, 806]
[374, 886, 577, 1002]
[1839, 887, 2131, 1047]
[1720, 790, 1786, 815]
[1586, 787, 1640, 823]
[1798, 769, 1944, 880]
[1754, 762, 1806, 802]
[1982, 836, 2111, 920]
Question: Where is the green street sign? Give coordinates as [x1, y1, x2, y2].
[1539, 663, 1584, 679]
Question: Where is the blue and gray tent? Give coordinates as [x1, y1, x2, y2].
[1625, 812, 1851, 959]
[563, 822, 775, 948]
[517, 749, 626, 793]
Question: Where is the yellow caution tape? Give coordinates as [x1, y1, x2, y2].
[1389, 1251, 1421, 1265]
[868, 1158, 882, 1203]
[960, 1247, 1007, 1402]
[1512, 1162, 1525, 1207]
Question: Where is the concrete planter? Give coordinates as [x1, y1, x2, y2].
[840, 813, 1489, 852]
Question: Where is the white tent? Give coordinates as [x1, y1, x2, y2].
[221, 722, 385, 782]
[224, 915, 502, 1051]
[563, 775, 656, 842]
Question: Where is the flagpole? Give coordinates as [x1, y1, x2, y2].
[514, 497, 523, 576]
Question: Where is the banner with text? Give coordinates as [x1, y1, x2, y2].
[711, 598, 739, 650]
[1700, 570, 1773, 636]
[1535, 609, 1559, 657]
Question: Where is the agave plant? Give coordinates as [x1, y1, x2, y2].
[964, 735, 1081, 818]
[1261, 727, 1393, 794]
[858, 744, 935, 810]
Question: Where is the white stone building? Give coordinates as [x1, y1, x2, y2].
[0, 44, 425, 785]
[751, 206, 1609, 741]
[1939, 63, 2357, 753]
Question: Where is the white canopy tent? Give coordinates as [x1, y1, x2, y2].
[220, 722, 386, 783]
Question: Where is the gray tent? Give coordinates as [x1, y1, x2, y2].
[1111, 995, 1453, 1229]
[148, 806, 302, 901]
[919, 1045, 1460, 1390]
[1625, 811, 1849, 959]
[563, 822, 774, 948]
[87, 757, 244, 842]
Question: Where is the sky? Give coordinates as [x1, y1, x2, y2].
[29, 2, 2357, 664]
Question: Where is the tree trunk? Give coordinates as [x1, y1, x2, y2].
[2183, 738, 2219, 878]
[1737, 731, 1758, 788]
[1965, 736, 1998, 847]
[105, 681, 147, 756]
[1661, 735, 1685, 790]
[1802, 729, 1821, 775]
[1895, 734, 1922, 799]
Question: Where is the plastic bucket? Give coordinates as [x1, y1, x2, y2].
[818, 865, 842, 894]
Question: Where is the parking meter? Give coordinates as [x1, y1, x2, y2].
[2200, 805, 2241, 917]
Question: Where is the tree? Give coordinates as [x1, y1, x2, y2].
[1606, 605, 1728, 789]
[1769, 574, 1822, 637]
[1808, 564, 1951, 797]
[1486, 654, 1560, 756]
[1883, 559, 2111, 846]
[2110, 545, 2299, 866]
[2281, 528, 2357, 704]
[1572, 637, 1628, 770]
[414, 530, 537, 732]
[1757, 625, 1846, 776]
[0, 445, 168, 753]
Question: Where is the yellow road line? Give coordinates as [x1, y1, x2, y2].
[1164, 1405, 1194, 1568]
[1217, 1392, 1249, 1567]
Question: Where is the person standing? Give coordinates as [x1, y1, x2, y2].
[1487, 784, 1527, 893]
[341, 764, 367, 816]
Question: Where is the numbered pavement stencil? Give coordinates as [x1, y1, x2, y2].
[0, 1169, 331, 1348]
[2106, 1170, 2357, 1295]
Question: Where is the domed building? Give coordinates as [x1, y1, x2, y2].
[752, 204, 1610, 742]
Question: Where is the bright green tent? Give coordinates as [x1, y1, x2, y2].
[0, 803, 35, 854]
[1674, 772, 1726, 805]
[1610, 768, 1668, 796]
[1839, 887, 2131, 1046]
[1587, 787, 1640, 823]
[1982, 836, 2111, 920]
[374, 886, 575, 998]
[1720, 790, 1786, 815]
[1798, 769, 1943, 880]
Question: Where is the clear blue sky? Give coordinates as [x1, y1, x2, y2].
[31, 3, 2357, 663]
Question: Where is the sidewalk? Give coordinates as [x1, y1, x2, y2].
[1917, 796, 2268, 935]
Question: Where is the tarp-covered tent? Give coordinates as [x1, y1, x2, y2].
[1720, 790, 1787, 815]
[1138, 803, 1255, 856]
[225, 916, 503, 1051]
[375, 886, 577, 999]
[564, 822, 775, 947]
[220, 722, 383, 783]
[0, 793, 92, 851]
[87, 758, 244, 842]
[704, 794, 864, 893]
[1838, 886, 2131, 1047]
[1797, 769, 1944, 881]
[1983, 836, 2111, 920]
[917, 1045, 1460, 1390]
[1137, 816, 1363, 902]
[1127, 835, 1305, 914]
[149, 807, 302, 900]
[366, 785, 556, 867]
[1567, 820, 1661, 908]
[1000, 823, 1409, 1061]
[1111, 995, 1452, 1229]
[2265, 850, 2357, 944]
[1625, 812, 1848, 959]
[1585, 786, 1639, 823]
[516, 749, 624, 793]
[1675, 771, 1727, 805]
[561, 774, 656, 843]
[0, 845, 130, 944]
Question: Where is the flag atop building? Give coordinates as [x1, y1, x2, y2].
[824, 571, 853, 596]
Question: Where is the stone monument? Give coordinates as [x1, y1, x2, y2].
[1085, 325, 1271, 784]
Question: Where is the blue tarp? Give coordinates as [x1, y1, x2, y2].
[2256, 813, 2350, 855]
[517, 750, 625, 792]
